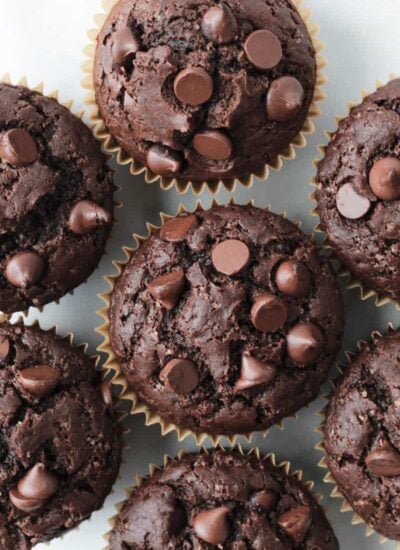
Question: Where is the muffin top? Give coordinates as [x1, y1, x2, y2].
[0, 323, 121, 549]
[0, 83, 114, 314]
[94, 0, 316, 187]
[324, 329, 400, 541]
[109, 205, 344, 435]
[316, 78, 400, 302]
[109, 449, 338, 549]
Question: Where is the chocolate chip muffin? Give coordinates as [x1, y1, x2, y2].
[109, 204, 344, 435]
[94, 0, 317, 187]
[0, 322, 121, 548]
[108, 449, 338, 549]
[324, 328, 400, 541]
[316, 78, 400, 302]
[0, 82, 114, 314]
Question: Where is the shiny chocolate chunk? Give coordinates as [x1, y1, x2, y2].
[192, 506, 230, 545]
[211, 239, 250, 276]
[193, 130, 233, 161]
[10, 463, 59, 512]
[173, 67, 213, 106]
[251, 293, 288, 332]
[369, 157, 400, 201]
[251, 490, 278, 511]
[160, 358, 199, 395]
[266, 76, 305, 122]
[286, 322, 323, 365]
[111, 26, 140, 64]
[146, 144, 182, 176]
[366, 441, 400, 477]
[275, 260, 311, 298]
[5, 251, 46, 288]
[148, 269, 186, 310]
[9, 487, 44, 513]
[336, 183, 371, 219]
[160, 214, 198, 242]
[0, 129, 38, 166]
[244, 30, 282, 70]
[278, 505, 312, 544]
[69, 200, 111, 235]
[202, 4, 238, 44]
[235, 352, 277, 391]
[17, 365, 61, 398]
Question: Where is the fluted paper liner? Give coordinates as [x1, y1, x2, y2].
[0, 314, 127, 547]
[315, 324, 400, 548]
[82, 0, 327, 195]
[0, 73, 119, 319]
[310, 74, 400, 310]
[102, 443, 324, 548]
[96, 198, 310, 446]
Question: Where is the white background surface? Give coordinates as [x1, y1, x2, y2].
[1, 0, 400, 548]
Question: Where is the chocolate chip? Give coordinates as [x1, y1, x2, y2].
[336, 183, 371, 219]
[9, 487, 44, 512]
[100, 380, 113, 408]
[251, 293, 288, 332]
[211, 239, 250, 276]
[0, 129, 38, 166]
[235, 352, 277, 391]
[146, 144, 182, 176]
[286, 322, 323, 365]
[192, 506, 230, 545]
[148, 269, 186, 310]
[369, 157, 400, 201]
[111, 26, 140, 64]
[17, 365, 61, 398]
[366, 441, 400, 477]
[275, 260, 311, 298]
[0, 338, 10, 363]
[266, 76, 305, 122]
[69, 200, 111, 235]
[202, 4, 238, 44]
[244, 30, 282, 70]
[173, 67, 213, 106]
[160, 358, 199, 395]
[251, 490, 278, 511]
[10, 463, 59, 512]
[5, 251, 46, 289]
[160, 214, 198, 242]
[193, 130, 233, 161]
[278, 505, 312, 544]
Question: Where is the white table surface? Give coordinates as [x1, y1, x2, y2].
[1, 0, 400, 548]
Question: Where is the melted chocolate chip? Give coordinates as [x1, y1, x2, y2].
[193, 130, 233, 161]
[192, 506, 230, 545]
[148, 269, 186, 310]
[10, 463, 59, 512]
[278, 505, 312, 544]
[251, 293, 288, 332]
[160, 215, 198, 242]
[5, 251, 46, 289]
[160, 358, 199, 395]
[0, 129, 38, 166]
[251, 490, 278, 511]
[366, 440, 400, 477]
[17, 365, 61, 398]
[69, 200, 111, 235]
[111, 26, 140, 64]
[173, 67, 213, 106]
[211, 239, 250, 276]
[146, 144, 182, 176]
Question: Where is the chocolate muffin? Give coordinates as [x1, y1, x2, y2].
[109, 449, 338, 549]
[324, 329, 400, 541]
[0, 322, 121, 548]
[316, 78, 400, 302]
[109, 204, 344, 435]
[0, 82, 114, 314]
[94, 0, 317, 186]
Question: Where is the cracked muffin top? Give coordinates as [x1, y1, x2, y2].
[109, 449, 339, 549]
[109, 205, 344, 435]
[0, 323, 121, 549]
[324, 329, 400, 542]
[316, 78, 400, 302]
[0, 83, 114, 314]
[94, 0, 316, 186]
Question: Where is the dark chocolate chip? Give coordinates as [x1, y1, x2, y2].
[202, 4, 238, 44]
[173, 67, 213, 106]
[5, 251, 46, 289]
[369, 157, 400, 201]
[193, 130, 233, 160]
[275, 260, 311, 298]
[278, 505, 312, 544]
[100, 380, 113, 408]
[146, 144, 182, 176]
[251, 293, 288, 332]
[336, 183, 371, 219]
[0, 338, 10, 362]
[286, 322, 323, 365]
[244, 30, 282, 70]
[17, 365, 61, 398]
[148, 269, 186, 310]
[160, 214, 198, 242]
[111, 26, 140, 64]
[366, 441, 400, 477]
[266, 76, 305, 122]
[211, 239, 250, 276]
[0, 129, 38, 166]
[160, 358, 199, 395]
[69, 200, 111, 235]
[235, 352, 277, 391]
[9, 487, 44, 513]
[251, 490, 278, 511]
[13, 463, 58, 510]
[192, 506, 230, 545]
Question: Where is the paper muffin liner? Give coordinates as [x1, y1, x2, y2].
[102, 443, 324, 548]
[310, 74, 400, 310]
[0, 73, 120, 319]
[315, 323, 400, 548]
[81, 0, 327, 196]
[97, 198, 317, 446]
[0, 313, 128, 548]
